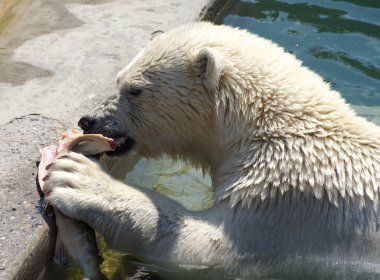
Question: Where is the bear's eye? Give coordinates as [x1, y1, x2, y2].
[121, 88, 142, 97]
[129, 88, 142, 96]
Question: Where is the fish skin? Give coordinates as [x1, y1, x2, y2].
[38, 130, 115, 280]
[55, 211, 106, 280]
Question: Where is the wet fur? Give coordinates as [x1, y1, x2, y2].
[46, 22, 380, 279]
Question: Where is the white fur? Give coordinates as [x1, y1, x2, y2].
[46, 22, 380, 279]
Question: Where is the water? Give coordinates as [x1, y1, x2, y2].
[106, 155, 213, 211]
[45, 0, 380, 279]
[219, 0, 380, 123]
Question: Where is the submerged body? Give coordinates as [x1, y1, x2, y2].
[45, 22, 380, 279]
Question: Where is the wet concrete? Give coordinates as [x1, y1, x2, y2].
[0, 0, 86, 85]
[0, 0, 226, 279]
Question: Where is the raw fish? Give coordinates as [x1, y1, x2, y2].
[39, 129, 118, 280]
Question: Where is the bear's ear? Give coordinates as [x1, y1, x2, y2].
[194, 48, 222, 93]
[150, 30, 164, 41]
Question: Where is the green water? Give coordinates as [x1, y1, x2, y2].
[45, 0, 380, 279]
[106, 155, 213, 211]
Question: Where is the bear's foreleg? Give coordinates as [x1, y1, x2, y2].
[44, 152, 230, 263]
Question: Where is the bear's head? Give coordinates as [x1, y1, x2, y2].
[78, 22, 230, 169]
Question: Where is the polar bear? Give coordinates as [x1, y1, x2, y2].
[45, 22, 380, 279]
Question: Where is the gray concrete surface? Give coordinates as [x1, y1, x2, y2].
[0, 0, 229, 279]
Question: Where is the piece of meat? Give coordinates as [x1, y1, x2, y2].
[38, 145, 57, 189]
[59, 129, 118, 156]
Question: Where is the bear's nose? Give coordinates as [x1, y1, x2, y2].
[78, 116, 95, 133]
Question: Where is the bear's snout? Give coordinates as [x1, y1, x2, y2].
[78, 115, 95, 133]
[78, 114, 135, 156]
[78, 115, 123, 138]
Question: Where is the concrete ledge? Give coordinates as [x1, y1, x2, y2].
[0, 0, 230, 279]
[3, 222, 56, 280]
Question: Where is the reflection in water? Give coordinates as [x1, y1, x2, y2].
[309, 46, 380, 81]
[222, 0, 380, 107]
[332, 0, 380, 10]
[229, 0, 380, 38]
[106, 155, 213, 211]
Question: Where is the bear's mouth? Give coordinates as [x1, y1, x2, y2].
[81, 130, 135, 157]
[106, 136, 135, 156]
